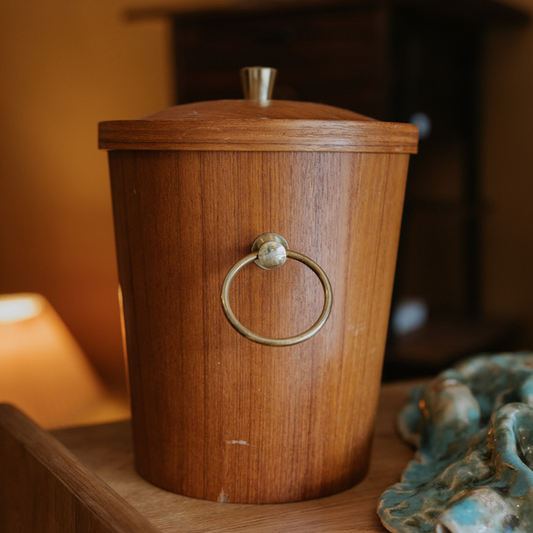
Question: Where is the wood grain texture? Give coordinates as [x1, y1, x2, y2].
[99, 100, 418, 153]
[51, 380, 419, 533]
[107, 147, 411, 503]
[0, 404, 159, 533]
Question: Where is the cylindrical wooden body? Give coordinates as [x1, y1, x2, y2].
[107, 149, 411, 503]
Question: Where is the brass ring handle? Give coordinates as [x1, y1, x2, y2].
[220, 234, 333, 347]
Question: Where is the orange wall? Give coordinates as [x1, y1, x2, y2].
[1, 0, 532, 391]
[0, 0, 174, 388]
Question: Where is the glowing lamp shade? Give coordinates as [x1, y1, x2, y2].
[0, 293, 105, 428]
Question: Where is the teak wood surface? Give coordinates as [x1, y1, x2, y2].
[0, 380, 419, 532]
[102, 98, 416, 503]
[108, 150, 410, 503]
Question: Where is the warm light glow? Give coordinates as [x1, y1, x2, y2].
[0, 293, 44, 323]
[118, 285, 130, 396]
[0, 293, 105, 428]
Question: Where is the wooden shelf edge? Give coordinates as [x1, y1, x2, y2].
[0, 403, 158, 533]
[124, 0, 530, 25]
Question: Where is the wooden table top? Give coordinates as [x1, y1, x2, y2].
[0, 380, 418, 533]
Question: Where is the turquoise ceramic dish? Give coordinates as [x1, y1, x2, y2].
[378, 352, 533, 533]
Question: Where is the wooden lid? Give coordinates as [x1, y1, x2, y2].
[99, 99, 418, 153]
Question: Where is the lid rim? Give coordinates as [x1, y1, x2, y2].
[99, 118, 418, 154]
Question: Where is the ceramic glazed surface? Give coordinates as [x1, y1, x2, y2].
[379, 352, 533, 533]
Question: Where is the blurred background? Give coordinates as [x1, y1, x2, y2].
[1, 0, 532, 425]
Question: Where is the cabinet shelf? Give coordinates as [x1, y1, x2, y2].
[0, 381, 417, 532]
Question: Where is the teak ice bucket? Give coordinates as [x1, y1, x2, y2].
[99, 68, 418, 504]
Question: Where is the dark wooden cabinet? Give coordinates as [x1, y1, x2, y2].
[128, 0, 528, 374]
[171, 4, 390, 118]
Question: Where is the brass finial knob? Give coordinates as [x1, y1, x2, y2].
[240, 66, 277, 106]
